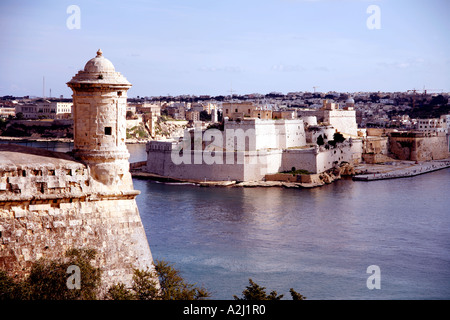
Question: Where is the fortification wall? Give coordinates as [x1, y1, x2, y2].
[324, 109, 358, 137]
[0, 145, 154, 293]
[280, 148, 318, 174]
[280, 140, 362, 174]
[315, 141, 362, 173]
[0, 196, 153, 292]
[224, 119, 306, 150]
[146, 138, 363, 179]
[145, 144, 283, 181]
[389, 133, 450, 161]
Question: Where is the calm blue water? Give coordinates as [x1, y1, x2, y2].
[132, 146, 450, 300]
[5, 141, 449, 299]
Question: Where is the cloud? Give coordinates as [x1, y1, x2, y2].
[198, 66, 243, 73]
[377, 58, 426, 69]
[271, 64, 306, 72]
[314, 66, 330, 72]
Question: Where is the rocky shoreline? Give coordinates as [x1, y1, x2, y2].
[130, 165, 351, 189]
[131, 159, 450, 189]
[130, 171, 327, 189]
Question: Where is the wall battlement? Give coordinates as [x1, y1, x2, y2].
[0, 50, 156, 296]
[0, 144, 154, 293]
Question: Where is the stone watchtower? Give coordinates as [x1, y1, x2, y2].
[0, 50, 156, 295]
[67, 49, 132, 189]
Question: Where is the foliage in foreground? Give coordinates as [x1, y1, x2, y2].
[1, 249, 305, 301]
[233, 278, 306, 301]
[107, 260, 210, 300]
[0, 249, 101, 300]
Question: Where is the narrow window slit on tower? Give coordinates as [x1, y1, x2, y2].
[105, 126, 112, 135]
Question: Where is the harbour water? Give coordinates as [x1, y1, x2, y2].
[130, 144, 450, 300]
[4, 141, 449, 299]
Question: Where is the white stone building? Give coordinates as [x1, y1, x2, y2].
[416, 115, 449, 135]
[145, 116, 362, 181]
[0, 106, 15, 118]
[297, 100, 358, 137]
[15, 100, 73, 119]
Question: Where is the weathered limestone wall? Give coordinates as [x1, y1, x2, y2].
[146, 138, 363, 179]
[305, 125, 335, 144]
[145, 141, 283, 181]
[0, 145, 154, 293]
[264, 173, 300, 183]
[280, 148, 319, 174]
[324, 109, 358, 137]
[0, 197, 152, 291]
[315, 140, 362, 173]
[72, 91, 128, 154]
[224, 118, 307, 150]
[364, 136, 389, 154]
[389, 132, 450, 161]
[280, 140, 362, 174]
[67, 50, 133, 190]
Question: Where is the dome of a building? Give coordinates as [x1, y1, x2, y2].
[346, 97, 355, 104]
[67, 49, 131, 86]
[83, 49, 115, 73]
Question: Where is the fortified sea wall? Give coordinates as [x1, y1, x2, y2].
[389, 132, 450, 161]
[0, 145, 154, 292]
[145, 138, 362, 181]
[0, 50, 156, 295]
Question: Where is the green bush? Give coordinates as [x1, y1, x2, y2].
[0, 248, 101, 300]
[107, 260, 210, 300]
[281, 169, 310, 175]
[233, 278, 306, 300]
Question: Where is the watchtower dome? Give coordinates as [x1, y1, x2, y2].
[67, 49, 132, 188]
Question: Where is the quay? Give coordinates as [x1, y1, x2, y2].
[352, 159, 450, 181]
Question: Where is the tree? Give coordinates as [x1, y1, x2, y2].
[370, 93, 380, 103]
[130, 268, 160, 300]
[0, 271, 27, 299]
[233, 279, 283, 300]
[316, 134, 324, 146]
[0, 248, 101, 300]
[126, 110, 134, 119]
[233, 278, 306, 300]
[199, 110, 211, 122]
[106, 282, 135, 300]
[107, 260, 210, 300]
[289, 288, 307, 300]
[333, 132, 345, 144]
[430, 94, 448, 106]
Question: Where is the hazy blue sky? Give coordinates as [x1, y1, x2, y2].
[1, 0, 449, 98]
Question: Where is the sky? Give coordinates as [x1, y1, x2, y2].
[0, 0, 449, 98]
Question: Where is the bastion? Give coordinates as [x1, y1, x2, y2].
[0, 50, 155, 293]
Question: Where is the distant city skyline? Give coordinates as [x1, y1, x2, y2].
[1, 0, 449, 98]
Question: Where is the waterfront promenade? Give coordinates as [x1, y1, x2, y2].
[353, 159, 450, 181]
